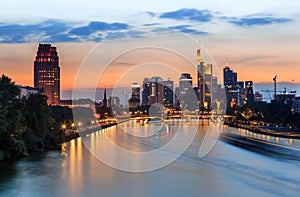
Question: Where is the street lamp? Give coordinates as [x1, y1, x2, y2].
[61, 124, 66, 130]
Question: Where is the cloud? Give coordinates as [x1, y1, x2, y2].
[168, 25, 207, 35]
[146, 12, 156, 17]
[105, 30, 145, 40]
[0, 20, 132, 43]
[228, 15, 292, 26]
[152, 25, 207, 35]
[142, 23, 161, 27]
[0, 10, 294, 43]
[69, 21, 130, 36]
[159, 8, 213, 22]
[0, 20, 75, 43]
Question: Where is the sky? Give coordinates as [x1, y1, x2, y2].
[1, 0, 300, 99]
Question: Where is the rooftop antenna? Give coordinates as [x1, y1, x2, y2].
[225, 58, 229, 67]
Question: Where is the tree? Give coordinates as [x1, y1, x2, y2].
[0, 75, 26, 157]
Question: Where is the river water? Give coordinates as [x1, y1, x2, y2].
[1, 120, 300, 197]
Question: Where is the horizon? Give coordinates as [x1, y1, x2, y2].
[1, 1, 300, 90]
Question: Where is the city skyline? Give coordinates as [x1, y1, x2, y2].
[1, 1, 300, 91]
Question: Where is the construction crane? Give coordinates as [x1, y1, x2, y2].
[261, 89, 283, 101]
[261, 75, 278, 101]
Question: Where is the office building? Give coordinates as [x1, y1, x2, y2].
[148, 76, 164, 105]
[34, 43, 60, 105]
[142, 78, 151, 106]
[245, 81, 254, 105]
[163, 79, 174, 107]
[254, 92, 263, 102]
[129, 82, 140, 109]
[108, 96, 120, 108]
[177, 73, 197, 111]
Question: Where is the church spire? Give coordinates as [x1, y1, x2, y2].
[103, 87, 107, 108]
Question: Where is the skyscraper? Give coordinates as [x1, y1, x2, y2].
[129, 82, 140, 109]
[148, 76, 164, 105]
[223, 58, 233, 88]
[179, 73, 192, 88]
[177, 73, 197, 110]
[131, 82, 140, 100]
[163, 79, 174, 107]
[223, 58, 239, 107]
[34, 43, 60, 105]
[197, 44, 212, 110]
[245, 81, 254, 105]
[142, 78, 150, 106]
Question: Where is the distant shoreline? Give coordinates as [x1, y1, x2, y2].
[224, 121, 300, 139]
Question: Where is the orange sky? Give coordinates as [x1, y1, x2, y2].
[1, 34, 300, 90]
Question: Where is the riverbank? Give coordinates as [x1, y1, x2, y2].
[0, 122, 118, 161]
[224, 120, 300, 139]
[220, 132, 300, 160]
[63, 122, 117, 142]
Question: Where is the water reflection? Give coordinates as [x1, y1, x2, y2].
[1, 121, 300, 196]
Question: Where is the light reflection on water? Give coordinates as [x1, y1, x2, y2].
[1, 121, 300, 197]
[234, 125, 300, 149]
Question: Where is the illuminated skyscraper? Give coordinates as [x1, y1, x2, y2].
[34, 43, 60, 105]
[197, 43, 212, 110]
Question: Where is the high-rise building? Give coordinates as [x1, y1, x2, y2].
[197, 45, 212, 110]
[245, 81, 254, 105]
[108, 96, 120, 108]
[177, 73, 197, 111]
[163, 79, 174, 107]
[223, 59, 234, 88]
[223, 58, 240, 107]
[129, 82, 140, 109]
[142, 78, 150, 106]
[148, 76, 164, 105]
[34, 43, 60, 105]
[179, 73, 192, 88]
[131, 82, 140, 100]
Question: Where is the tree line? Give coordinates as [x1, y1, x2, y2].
[0, 75, 73, 160]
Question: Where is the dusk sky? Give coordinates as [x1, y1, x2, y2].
[1, 0, 300, 95]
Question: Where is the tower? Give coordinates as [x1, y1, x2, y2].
[34, 43, 60, 105]
[163, 79, 174, 107]
[128, 82, 140, 109]
[197, 42, 212, 111]
[178, 73, 197, 111]
[148, 76, 164, 105]
[142, 78, 150, 106]
[103, 87, 107, 108]
[245, 81, 254, 105]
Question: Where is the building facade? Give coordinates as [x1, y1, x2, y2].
[34, 43, 60, 105]
[163, 79, 174, 108]
[142, 78, 150, 106]
[148, 76, 164, 105]
[129, 82, 140, 109]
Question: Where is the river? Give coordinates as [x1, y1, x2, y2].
[1, 120, 300, 197]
